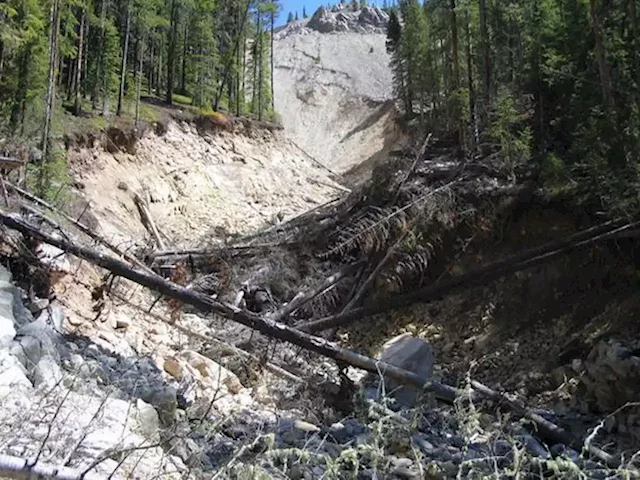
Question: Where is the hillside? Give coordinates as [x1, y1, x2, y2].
[0, 1, 639, 479]
[273, 7, 403, 175]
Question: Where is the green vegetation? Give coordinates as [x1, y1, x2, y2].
[387, 0, 640, 213]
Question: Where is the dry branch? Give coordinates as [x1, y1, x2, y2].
[0, 210, 462, 404]
[301, 216, 640, 333]
[6, 181, 154, 275]
[133, 193, 165, 250]
[270, 264, 358, 323]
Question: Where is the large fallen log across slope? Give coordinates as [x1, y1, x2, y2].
[0, 210, 461, 404]
[300, 215, 640, 333]
[0, 209, 624, 464]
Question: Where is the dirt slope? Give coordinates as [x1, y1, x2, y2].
[68, 120, 342, 249]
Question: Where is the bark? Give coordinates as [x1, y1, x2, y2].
[299, 216, 640, 333]
[42, 0, 61, 162]
[449, 0, 464, 149]
[166, 0, 178, 104]
[0, 453, 83, 480]
[135, 36, 144, 127]
[479, 0, 490, 119]
[252, 8, 260, 115]
[93, 0, 107, 111]
[117, 0, 132, 116]
[465, 8, 477, 149]
[74, 9, 86, 115]
[133, 193, 166, 249]
[589, 0, 615, 107]
[180, 20, 188, 94]
[270, 10, 275, 111]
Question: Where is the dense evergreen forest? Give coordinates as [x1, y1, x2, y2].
[387, 0, 640, 213]
[0, 0, 278, 154]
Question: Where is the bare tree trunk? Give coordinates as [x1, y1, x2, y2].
[135, 37, 144, 127]
[252, 7, 260, 115]
[236, 8, 242, 116]
[93, 0, 107, 111]
[166, 0, 178, 104]
[258, 30, 263, 120]
[42, 0, 61, 163]
[270, 10, 274, 112]
[180, 19, 188, 94]
[589, 0, 615, 107]
[465, 7, 477, 149]
[479, 0, 490, 122]
[74, 9, 86, 115]
[117, 0, 132, 116]
[449, 0, 464, 149]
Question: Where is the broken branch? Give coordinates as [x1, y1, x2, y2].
[0, 210, 461, 404]
[6, 181, 154, 275]
[301, 216, 640, 332]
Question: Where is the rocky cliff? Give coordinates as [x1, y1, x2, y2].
[274, 7, 402, 175]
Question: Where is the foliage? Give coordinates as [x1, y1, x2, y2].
[387, 0, 640, 214]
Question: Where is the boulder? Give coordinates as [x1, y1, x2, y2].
[0, 266, 17, 347]
[178, 350, 244, 394]
[366, 333, 435, 409]
[32, 354, 63, 389]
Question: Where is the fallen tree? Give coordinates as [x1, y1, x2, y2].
[0, 209, 621, 462]
[300, 215, 640, 333]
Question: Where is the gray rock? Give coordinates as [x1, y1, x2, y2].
[33, 354, 63, 388]
[143, 386, 178, 426]
[366, 333, 435, 409]
[0, 350, 31, 392]
[277, 418, 321, 445]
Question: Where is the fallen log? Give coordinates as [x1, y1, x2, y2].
[6, 181, 154, 275]
[0, 210, 461, 404]
[300, 216, 640, 333]
[133, 193, 165, 250]
[0, 211, 595, 453]
[269, 264, 358, 323]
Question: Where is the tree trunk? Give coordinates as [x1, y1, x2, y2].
[479, 0, 490, 122]
[93, 0, 107, 111]
[135, 36, 144, 126]
[166, 0, 178, 104]
[180, 19, 188, 94]
[117, 0, 132, 116]
[42, 0, 61, 163]
[270, 10, 274, 112]
[449, 0, 464, 149]
[465, 8, 477, 149]
[589, 0, 615, 107]
[9, 48, 31, 133]
[236, 14, 242, 116]
[252, 8, 260, 115]
[258, 31, 263, 120]
[74, 9, 86, 115]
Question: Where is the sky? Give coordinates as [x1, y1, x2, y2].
[275, 0, 383, 26]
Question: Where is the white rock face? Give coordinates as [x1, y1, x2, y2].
[274, 8, 402, 175]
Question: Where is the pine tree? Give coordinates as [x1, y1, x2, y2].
[303, 6, 307, 18]
[287, 11, 294, 23]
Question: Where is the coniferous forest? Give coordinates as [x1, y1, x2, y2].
[386, 0, 640, 213]
[0, 0, 278, 156]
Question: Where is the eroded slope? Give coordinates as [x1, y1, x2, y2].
[274, 7, 403, 174]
